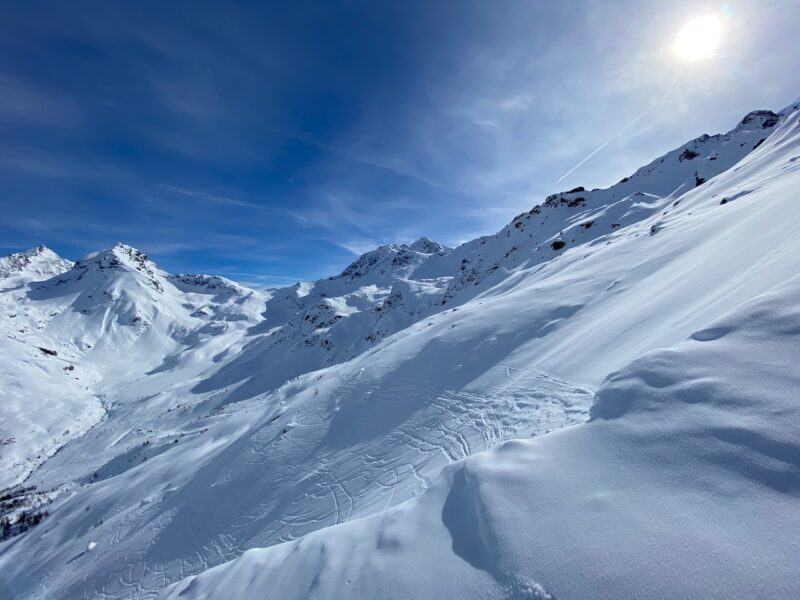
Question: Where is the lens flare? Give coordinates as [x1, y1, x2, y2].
[674, 15, 723, 61]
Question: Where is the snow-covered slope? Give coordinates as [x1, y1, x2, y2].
[166, 275, 800, 600]
[203, 238, 451, 395]
[1, 100, 799, 600]
[179, 103, 784, 400]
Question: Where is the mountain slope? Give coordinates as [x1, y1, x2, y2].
[1, 99, 799, 600]
[166, 274, 800, 600]
[414, 107, 782, 305]
[198, 238, 451, 397]
[156, 99, 800, 599]
[179, 106, 784, 399]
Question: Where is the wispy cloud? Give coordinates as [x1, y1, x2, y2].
[156, 184, 263, 209]
[0, 72, 80, 127]
[336, 238, 384, 256]
[1, 0, 797, 285]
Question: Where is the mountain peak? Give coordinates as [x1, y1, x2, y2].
[18, 244, 60, 260]
[732, 109, 780, 132]
[72, 243, 165, 292]
[80, 243, 153, 269]
[332, 239, 443, 284]
[111, 242, 146, 259]
[0, 245, 73, 282]
[408, 237, 446, 254]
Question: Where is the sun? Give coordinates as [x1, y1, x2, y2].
[674, 15, 723, 61]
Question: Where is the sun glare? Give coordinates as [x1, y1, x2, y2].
[675, 15, 723, 61]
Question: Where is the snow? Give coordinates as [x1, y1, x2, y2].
[165, 273, 800, 600]
[1, 99, 800, 599]
[0, 244, 269, 488]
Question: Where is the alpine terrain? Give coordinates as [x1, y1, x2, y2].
[1, 99, 799, 600]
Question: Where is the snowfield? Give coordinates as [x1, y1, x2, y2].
[1, 99, 799, 600]
[165, 276, 800, 600]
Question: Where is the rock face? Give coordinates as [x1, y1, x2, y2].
[734, 109, 780, 131]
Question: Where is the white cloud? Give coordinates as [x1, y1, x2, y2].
[336, 239, 384, 256]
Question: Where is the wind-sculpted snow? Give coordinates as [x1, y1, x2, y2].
[0, 316, 594, 598]
[2, 100, 800, 599]
[162, 257, 800, 600]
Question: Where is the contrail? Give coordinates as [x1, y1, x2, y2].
[555, 77, 686, 185]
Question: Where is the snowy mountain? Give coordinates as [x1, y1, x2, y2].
[0, 243, 269, 490]
[0, 245, 72, 284]
[2, 99, 799, 600]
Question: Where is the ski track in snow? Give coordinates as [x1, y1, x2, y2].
[243, 368, 590, 530]
[3, 347, 592, 600]
[36, 370, 591, 600]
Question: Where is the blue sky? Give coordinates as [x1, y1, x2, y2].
[1, 0, 798, 287]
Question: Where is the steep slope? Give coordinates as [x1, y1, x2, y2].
[1, 100, 798, 600]
[166, 275, 800, 600]
[154, 99, 800, 599]
[0, 246, 100, 489]
[415, 107, 782, 305]
[157, 103, 786, 399]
